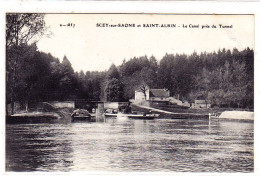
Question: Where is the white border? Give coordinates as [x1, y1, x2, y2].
[1, 1, 260, 176]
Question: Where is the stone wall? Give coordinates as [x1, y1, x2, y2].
[50, 101, 75, 108]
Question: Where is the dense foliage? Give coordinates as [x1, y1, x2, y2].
[158, 48, 254, 108]
[6, 14, 46, 114]
[6, 14, 254, 114]
[6, 46, 254, 114]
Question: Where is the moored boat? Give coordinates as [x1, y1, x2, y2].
[104, 112, 160, 119]
[104, 108, 118, 118]
[127, 113, 159, 119]
[104, 113, 118, 117]
[71, 109, 91, 121]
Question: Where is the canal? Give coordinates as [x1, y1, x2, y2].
[6, 118, 253, 172]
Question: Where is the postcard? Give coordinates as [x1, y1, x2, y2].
[2, 2, 260, 175]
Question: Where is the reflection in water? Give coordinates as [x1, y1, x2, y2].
[6, 123, 74, 171]
[6, 118, 253, 172]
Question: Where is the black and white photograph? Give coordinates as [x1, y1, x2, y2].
[4, 13, 255, 173]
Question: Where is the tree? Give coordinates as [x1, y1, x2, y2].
[103, 64, 124, 101]
[158, 53, 192, 98]
[229, 60, 247, 108]
[191, 59, 249, 108]
[6, 14, 46, 48]
[6, 13, 46, 115]
[61, 55, 74, 75]
[6, 44, 38, 113]
[59, 56, 77, 100]
[136, 82, 149, 100]
[105, 78, 124, 102]
[107, 64, 120, 80]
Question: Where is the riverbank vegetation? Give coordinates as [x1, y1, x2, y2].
[6, 14, 254, 115]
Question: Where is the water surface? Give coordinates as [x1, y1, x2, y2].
[6, 118, 254, 172]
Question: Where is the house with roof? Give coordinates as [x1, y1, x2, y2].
[135, 87, 170, 102]
[149, 89, 170, 101]
[134, 86, 190, 108]
[191, 99, 211, 109]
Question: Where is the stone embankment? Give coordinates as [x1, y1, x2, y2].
[7, 102, 73, 123]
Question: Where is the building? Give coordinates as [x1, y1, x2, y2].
[135, 87, 170, 102]
[134, 86, 191, 108]
[149, 89, 170, 101]
[191, 99, 211, 109]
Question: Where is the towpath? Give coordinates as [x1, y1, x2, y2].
[132, 103, 209, 117]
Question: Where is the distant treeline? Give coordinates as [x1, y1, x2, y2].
[108, 48, 254, 108]
[6, 14, 254, 116]
[6, 44, 254, 114]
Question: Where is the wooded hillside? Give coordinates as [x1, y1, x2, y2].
[6, 14, 254, 115]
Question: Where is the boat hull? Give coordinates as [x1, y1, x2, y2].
[104, 113, 159, 119]
[104, 113, 118, 117]
[127, 114, 156, 120]
[72, 115, 91, 121]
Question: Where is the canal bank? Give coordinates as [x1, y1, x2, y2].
[132, 103, 209, 119]
[132, 103, 254, 121]
[6, 102, 73, 123]
[6, 101, 254, 123]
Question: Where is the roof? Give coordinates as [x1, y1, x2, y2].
[149, 89, 170, 97]
[195, 100, 207, 104]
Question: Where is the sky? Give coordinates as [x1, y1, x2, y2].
[37, 14, 254, 72]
